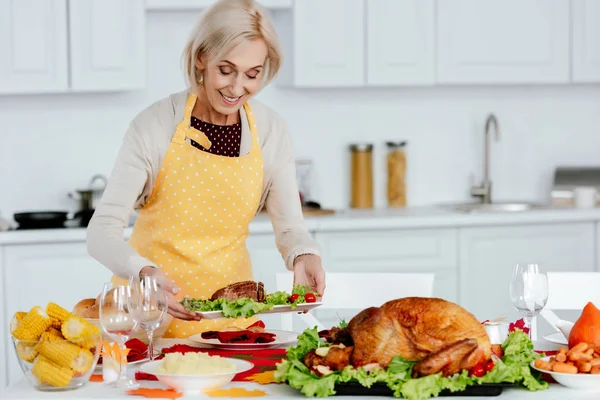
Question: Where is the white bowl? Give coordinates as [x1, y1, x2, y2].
[139, 358, 253, 395]
[531, 356, 600, 390]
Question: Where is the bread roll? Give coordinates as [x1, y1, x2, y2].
[72, 298, 99, 319]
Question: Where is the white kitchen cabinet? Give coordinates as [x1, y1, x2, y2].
[366, 0, 435, 86]
[69, 0, 146, 91]
[315, 228, 459, 302]
[596, 222, 600, 271]
[436, 0, 570, 84]
[277, 0, 364, 87]
[571, 0, 600, 82]
[458, 222, 596, 326]
[0, 0, 69, 94]
[2, 243, 112, 387]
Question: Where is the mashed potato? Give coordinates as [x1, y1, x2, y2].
[158, 352, 236, 375]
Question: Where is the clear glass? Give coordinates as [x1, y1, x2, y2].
[99, 282, 141, 389]
[129, 275, 168, 361]
[509, 263, 549, 340]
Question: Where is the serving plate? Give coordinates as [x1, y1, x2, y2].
[530, 356, 600, 390]
[543, 332, 568, 346]
[193, 302, 322, 319]
[332, 382, 517, 397]
[188, 329, 298, 350]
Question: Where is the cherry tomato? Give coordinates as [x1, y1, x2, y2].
[304, 293, 317, 303]
[470, 363, 485, 378]
[288, 294, 299, 303]
[485, 361, 495, 372]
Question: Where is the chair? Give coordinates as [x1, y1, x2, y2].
[533, 272, 600, 340]
[276, 272, 435, 332]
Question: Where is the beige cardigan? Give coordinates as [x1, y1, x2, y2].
[86, 89, 321, 279]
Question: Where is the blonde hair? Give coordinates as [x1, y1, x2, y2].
[182, 0, 281, 91]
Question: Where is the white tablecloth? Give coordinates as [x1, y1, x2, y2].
[6, 339, 600, 400]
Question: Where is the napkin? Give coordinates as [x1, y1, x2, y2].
[556, 320, 574, 340]
[200, 330, 276, 344]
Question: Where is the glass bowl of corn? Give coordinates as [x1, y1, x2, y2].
[10, 302, 103, 391]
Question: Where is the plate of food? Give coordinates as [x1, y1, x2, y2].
[531, 342, 600, 390]
[543, 331, 568, 346]
[180, 281, 322, 319]
[274, 297, 549, 399]
[139, 352, 253, 395]
[188, 320, 298, 350]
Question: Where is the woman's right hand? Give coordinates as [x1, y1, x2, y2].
[139, 266, 202, 321]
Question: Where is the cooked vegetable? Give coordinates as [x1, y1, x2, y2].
[61, 315, 101, 348]
[10, 312, 26, 335]
[37, 340, 94, 373]
[31, 355, 74, 387]
[16, 342, 38, 362]
[12, 307, 52, 341]
[46, 302, 72, 322]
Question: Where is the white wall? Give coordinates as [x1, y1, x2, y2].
[1, 11, 600, 219]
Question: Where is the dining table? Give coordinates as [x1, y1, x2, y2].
[4, 337, 600, 400]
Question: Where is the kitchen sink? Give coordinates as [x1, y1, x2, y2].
[441, 201, 551, 213]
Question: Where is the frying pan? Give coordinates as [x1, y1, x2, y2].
[13, 211, 70, 229]
[13, 209, 96, 229]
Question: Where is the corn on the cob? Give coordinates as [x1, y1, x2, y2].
[12, 307, 52, 341]
[10, 312, 26, 335]
[31, 355, 73, 387]
[50, 318, 62, 330]
[37, 340, 94, 373]
[46, 302, 72, 322]
[16, 342, 38, 362]
[61, 315, 101, 349]
[40, 327, 64, 342]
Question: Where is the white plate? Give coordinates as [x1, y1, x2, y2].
[188, 329, 298, 350]
[193, 302, 323, 319]
[531, 356, 600, 390]
[543, 331, 568, 346]
[139, 358, 253, 395]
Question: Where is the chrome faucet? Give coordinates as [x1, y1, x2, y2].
[470, 113, 500, 204]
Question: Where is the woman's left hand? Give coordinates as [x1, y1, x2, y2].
[293, 254, 326, 301]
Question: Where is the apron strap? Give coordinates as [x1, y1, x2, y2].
[173, 92, 212, 149]
[243, 103, 260, 151]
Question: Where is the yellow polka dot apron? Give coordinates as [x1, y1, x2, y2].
[112, 92, 262, 338]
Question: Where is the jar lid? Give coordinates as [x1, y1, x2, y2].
[349, 143, 373, 151]
[386, 141, 407, 148]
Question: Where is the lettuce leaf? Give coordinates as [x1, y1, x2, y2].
[275, 327, 548, 399]
[179, 284, 317, 317]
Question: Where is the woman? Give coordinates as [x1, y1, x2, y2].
[87, 0, 325, 338]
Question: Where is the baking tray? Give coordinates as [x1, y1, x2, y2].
[333, 382, 518, 397]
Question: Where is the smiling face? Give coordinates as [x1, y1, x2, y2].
[196, 39, 268, 117]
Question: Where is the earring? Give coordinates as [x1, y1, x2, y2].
[197, 73, 204, 85]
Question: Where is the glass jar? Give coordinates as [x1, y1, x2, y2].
[349, 143, 374, 209]
[386, 141, 407, 207]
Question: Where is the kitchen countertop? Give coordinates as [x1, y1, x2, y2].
[1, 206, 600, 245]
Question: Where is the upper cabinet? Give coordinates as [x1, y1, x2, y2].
[366, 0, 435, 86]
[0, 0, 145, 95]
[0, 0, 69, 94]
[277, 0, 364, 87]
[436, 0, 570, 84]
[571, 0, 600, 82]
[69, 0, 145, 91]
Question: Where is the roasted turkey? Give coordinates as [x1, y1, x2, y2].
[306, 297, 491, 378]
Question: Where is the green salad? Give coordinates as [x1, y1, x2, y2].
[180, 284, 318, 318]
[274, 326, 548, 400]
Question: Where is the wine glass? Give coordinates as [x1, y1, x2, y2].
[509, 263, 549, 340]
[99, 282, 141, 389]
[129, 275, 168, 361]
